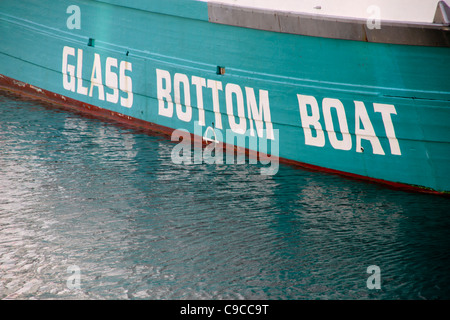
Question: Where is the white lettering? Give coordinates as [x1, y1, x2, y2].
[191, 76, 206, 126]
[246, 87, 274, 140]
[105, 57, 119, 103]
[322, 98, 351, 150]
[226, 83, 246, 134]
[76, 49, 88, 95]
[180, 304, 214, 317]
[89, 53, 105, 100]
[119, 61, 133, 108]
[296, 94, 400, 155]
[355, 101, 384, 155]
[174, 73, 192, 122]
[297, 94, 325, 147]
[62, 46, 76, 92]
[374, 103, 401, 155]
[62, 46, 133, 108]
[156, 68, 173, 117]
[207, 79, 223, 129]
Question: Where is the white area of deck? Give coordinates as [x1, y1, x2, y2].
[203, 0, 448, 23]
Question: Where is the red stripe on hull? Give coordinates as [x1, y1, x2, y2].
[0, 74, 446, 196]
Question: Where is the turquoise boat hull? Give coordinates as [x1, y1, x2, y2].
[1, 0, 449, 193]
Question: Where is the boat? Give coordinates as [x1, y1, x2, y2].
[1, 0, 449, 193]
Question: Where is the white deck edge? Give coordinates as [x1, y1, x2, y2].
[201, 0, 449, 24]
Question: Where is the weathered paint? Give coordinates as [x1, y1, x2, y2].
[0, 0, 449, 192]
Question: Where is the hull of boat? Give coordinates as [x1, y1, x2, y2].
[0, 0, 449, 192]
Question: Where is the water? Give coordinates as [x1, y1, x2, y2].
[0, 89, 449, 300]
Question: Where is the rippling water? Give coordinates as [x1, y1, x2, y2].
[0, 90, 449, 300]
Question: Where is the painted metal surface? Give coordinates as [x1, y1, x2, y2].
[0, 0, 449, 192]
[204, 0, 448, 23]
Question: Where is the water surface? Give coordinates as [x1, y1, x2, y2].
[0, 90, 449, 300]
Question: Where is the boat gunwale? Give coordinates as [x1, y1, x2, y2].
[207, 2, 450, 47]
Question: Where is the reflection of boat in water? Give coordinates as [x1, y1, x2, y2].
[0, 0, 449, 193]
